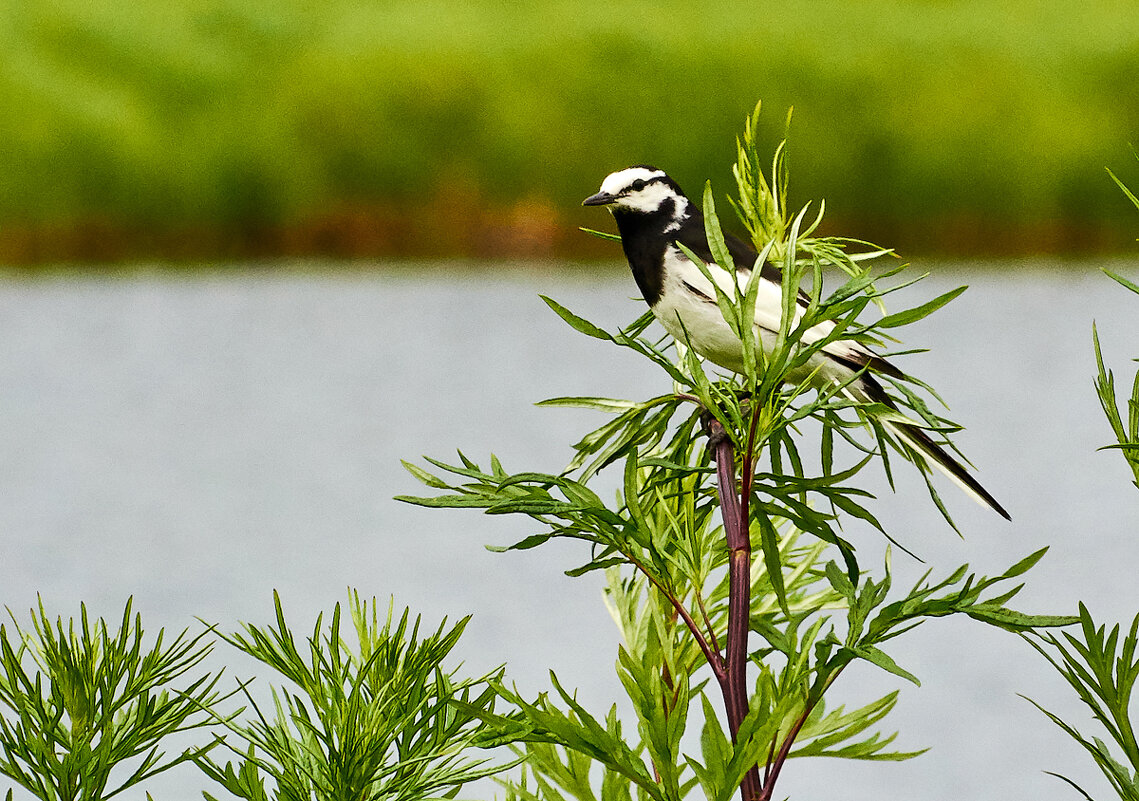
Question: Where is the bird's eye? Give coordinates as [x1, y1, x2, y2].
[629, 179, 646, 191]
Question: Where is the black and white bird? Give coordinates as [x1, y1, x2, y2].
[583, 165, 1010, 520]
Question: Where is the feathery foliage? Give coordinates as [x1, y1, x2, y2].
[1025, 607, 1139, 800]
[1093, 153, 1139, 485]
[197, 591, 509, 801]
[0, 598, 222, 800]
[1023, 160, 1139, 801]
[1093, 268, 1139, 491]
[1092, 159, 1139, 488]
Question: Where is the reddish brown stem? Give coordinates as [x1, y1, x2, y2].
[624, 552, 727, 684]
[760, 668, 846, 799]
[759, 701, 815, 801]
[707, 417, 762, 801]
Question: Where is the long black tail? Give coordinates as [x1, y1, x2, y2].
[843, 378, 1011, 520]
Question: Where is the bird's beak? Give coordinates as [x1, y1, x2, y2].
[582, 191, 616, 206]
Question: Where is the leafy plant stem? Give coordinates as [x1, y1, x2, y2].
[624, 551, 725, 684]
[397, 103, 1072, 801]
[707, 416, 761, 801]
[760, 668, 842, 800]
[761, 708, 810, 801]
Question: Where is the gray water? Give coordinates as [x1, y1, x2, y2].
[1, 261, 1138, 800]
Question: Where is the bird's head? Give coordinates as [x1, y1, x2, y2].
[582, 166, 689, 215]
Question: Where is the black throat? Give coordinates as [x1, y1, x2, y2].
[611, 196, 687, 307]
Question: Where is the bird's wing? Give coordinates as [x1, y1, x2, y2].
[673, 221, 904, 379]
[672, 219, 829, 341]
[675, 217, 812, 306]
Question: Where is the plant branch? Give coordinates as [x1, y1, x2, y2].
[759, 699, 816, 801]
[625, 552, 727, 684]
[707, 416, 761, 801]
[759, 665, 847, 801]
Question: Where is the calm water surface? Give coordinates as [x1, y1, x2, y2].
[1, 261, 1138, 800]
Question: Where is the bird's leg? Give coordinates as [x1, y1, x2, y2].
[701, 409, 729, 454]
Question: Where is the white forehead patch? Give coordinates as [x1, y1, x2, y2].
[596, 167, 686, 214]
[598, 166, 667, 196]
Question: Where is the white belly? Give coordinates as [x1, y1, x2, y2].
[652, 281, 754, 374]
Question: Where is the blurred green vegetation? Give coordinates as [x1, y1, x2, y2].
[1, 0, 1138, 263]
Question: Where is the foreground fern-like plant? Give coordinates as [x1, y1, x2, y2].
[1025, 160, 1139, 800]
[197, 591, 509, 801]
[0, 598, 222, 801]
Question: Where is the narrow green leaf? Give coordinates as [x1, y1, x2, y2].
[854, 645, 920, 686]
[580, 227, 624, 242]
[968, 607, 1079, 631]
[488, 533, 555, 552]
[394, 494, 492, 509]
[565, 557, 627, 577]
[536, 397, 638, 411]
[541, 295, 612, 340]
[999, 548, 1050, 581]
[754, 506, 790, 616]
[703, 182, 736, 274]
[876, 285, 968, 329]
[1104, 268, 1139, 296]
[401, 460, 449, 489]
[1107, 168, 1139, 214]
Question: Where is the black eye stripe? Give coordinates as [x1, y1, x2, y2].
[611, 172, 670, 197]
[624, 175, 665, 193]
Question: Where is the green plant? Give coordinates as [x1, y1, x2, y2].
[1093, 161, 1139, 489]
[1094, 268, 1139, 490]
[197, 590, 511, 801]
[0, 597, 222, 800]
[1022, 166, 1139, 800]
[400, 105, 1073, 801]
[1025, 606, 1139, 800]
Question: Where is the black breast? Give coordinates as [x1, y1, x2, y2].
[611, 197, 679, 307]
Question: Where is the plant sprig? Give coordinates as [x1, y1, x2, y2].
[1093, 268, 1139, 490]
[1024, 157, 1139, 801]
[0, 598, 223, 801]
[1024, 605, 1139, 800]
[197, 591, 509, 801]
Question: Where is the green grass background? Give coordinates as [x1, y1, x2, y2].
[2, 0, 1138, 262]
